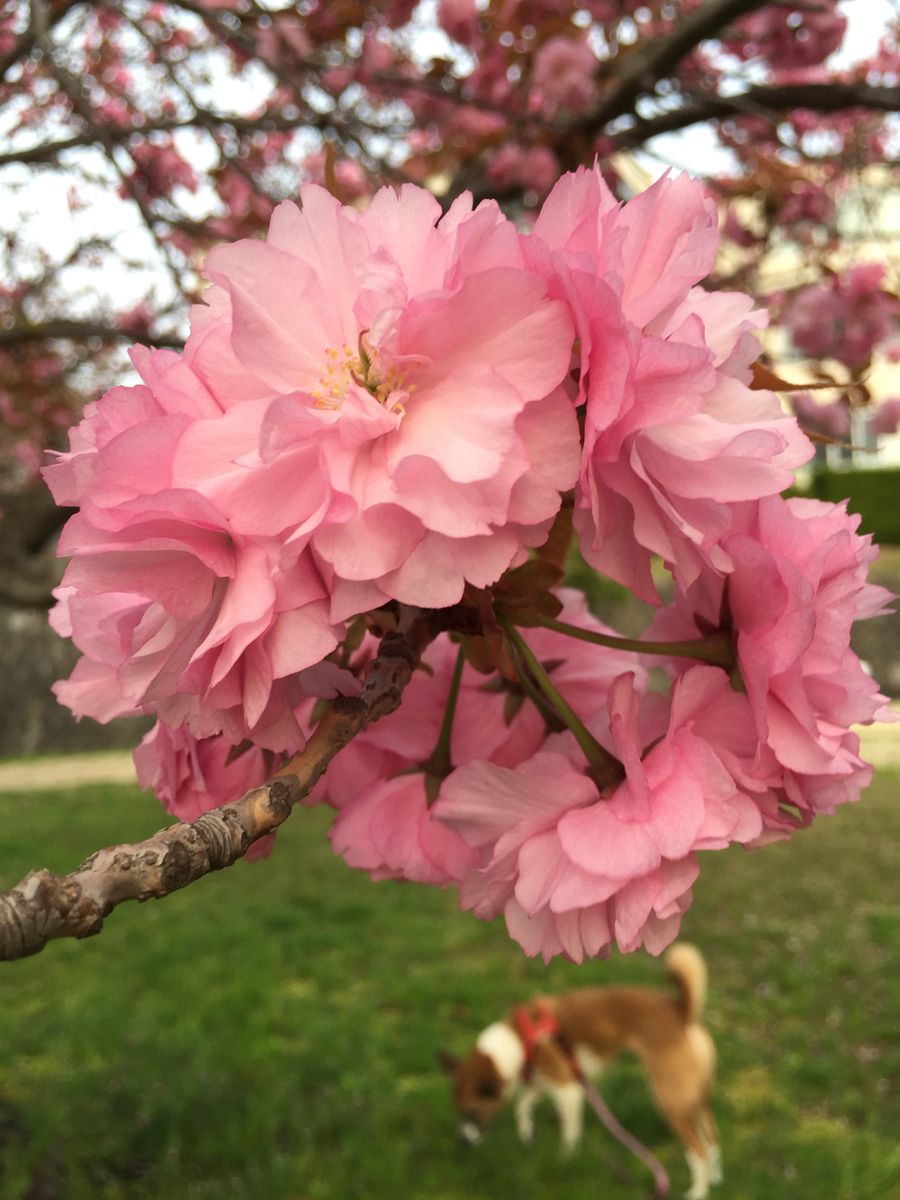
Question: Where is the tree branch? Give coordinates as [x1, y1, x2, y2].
[0, 0, 81, 82]
[0, 319, 183, 349]
[29, 0, 188, 301]
[587, 0, 772, 128]
[0, 610, 439, 961]
[0, 481, 69, 607]
[608, 82, 900, 149]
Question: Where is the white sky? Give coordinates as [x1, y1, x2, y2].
[2, 0, 896, 353]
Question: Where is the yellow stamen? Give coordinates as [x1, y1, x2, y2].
[311, 330, 411, 415]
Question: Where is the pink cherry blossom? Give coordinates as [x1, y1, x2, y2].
[437, 0, 479, 46]
[134, 721, 277, 860]
[777, 182, 834, 236]
[201, 183, 580, 615]
[869, 397, 900, 437]
[48, 592, 142, 723]
[791, 392, 851, 440]
[528, 166, 813, 601]
[128, 141, 198, 202]
[301, 151, 370, 200]
[440, 588, 651, 766]
[530, 36, 599, 119]
[786, 265, 899, 371]
[35, 146, 893, 966]
[651, 495, 893, 782]
[47, 181, 581, 740]
[44, 349, 341, 747]
[727, 498, 892, 776]
[330, 774, 479, 885]
[724, 3, 846, 69]
[487, 145, 560, 197]
[324, 589, 647, 882]
[435, 667, 766, 962]
[784, 284, 844, 361]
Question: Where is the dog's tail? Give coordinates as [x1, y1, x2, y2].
[665, 942, 707, 1023]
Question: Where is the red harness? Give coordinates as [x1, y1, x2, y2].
[513, 999, 561, 1076]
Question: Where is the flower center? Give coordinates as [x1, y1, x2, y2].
[311, 330, 410, 416]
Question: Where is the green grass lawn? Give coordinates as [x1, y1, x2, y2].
[1, 772, 899, 1200]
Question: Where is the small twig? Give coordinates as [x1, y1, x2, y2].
[502, 621, 624, 790]
[421, 641, 466, 784]
[536, 616, 735, 670]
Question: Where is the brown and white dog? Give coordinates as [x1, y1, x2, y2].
[441, 943, 721, 1200]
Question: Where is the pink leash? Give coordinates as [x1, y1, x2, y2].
[580, 1076, 671, 1197]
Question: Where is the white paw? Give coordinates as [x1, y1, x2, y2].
[685, 1186, 709, 1200]
[517, 1120, 534, 1145]
[459, 1121, 482, 1145]
[707, 1147, 723, 1185]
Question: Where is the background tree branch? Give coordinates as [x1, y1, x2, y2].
[607, 82, 900, 150]
[587, 0, 773, 128]
[0, 320, 183, 349]
[0, 481, 69, 607]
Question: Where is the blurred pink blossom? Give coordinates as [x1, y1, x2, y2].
[786, 265, 899, 371]
[790, 392, 850, 440]
[437, 0, 479, 45]
[868, 397, 900, 436]
[530, 36, 598, 118]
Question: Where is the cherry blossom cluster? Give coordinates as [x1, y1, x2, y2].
[719, 0, 847, 71]
[785, 264, 900, 374]
[776, 264, 900, 441]
[47, 168, 893, 961]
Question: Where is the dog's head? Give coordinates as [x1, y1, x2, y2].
[439, 1047, 507, 1144]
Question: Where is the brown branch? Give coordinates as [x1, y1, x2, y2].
[608, 82, 900, 149]
[0, 319, 183, 348]
[0, 0, 81, 82]
[452, 75, 900, 207]
[0, 610, 439, 962]
[0, 113, 311, 169]
[586, 0, 772, 128]
[29, 0, 187, 301]
[0, 481, 69, 607]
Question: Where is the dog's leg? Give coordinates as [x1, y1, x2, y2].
[545, 1081, 584, 1156]
[515, 1085, 539, 1144]
[695, 1103, 722, 1185]
[684, 1149, 710, 1200]
[706, 1143, 722, 1187]
[657, 1108, 710, 1200]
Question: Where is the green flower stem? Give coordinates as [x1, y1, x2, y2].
[537, 615, 735, 669]
[506, 652, 565, 733]
[501, 621, 624, 790]
[422, 642, 466, 780]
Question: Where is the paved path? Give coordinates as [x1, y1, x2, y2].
[0, 751, 136, 791]
[855, 713, 900, 768]
[0, 709, 897, 791]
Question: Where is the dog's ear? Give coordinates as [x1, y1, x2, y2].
[438, 1049, 460, 1074]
